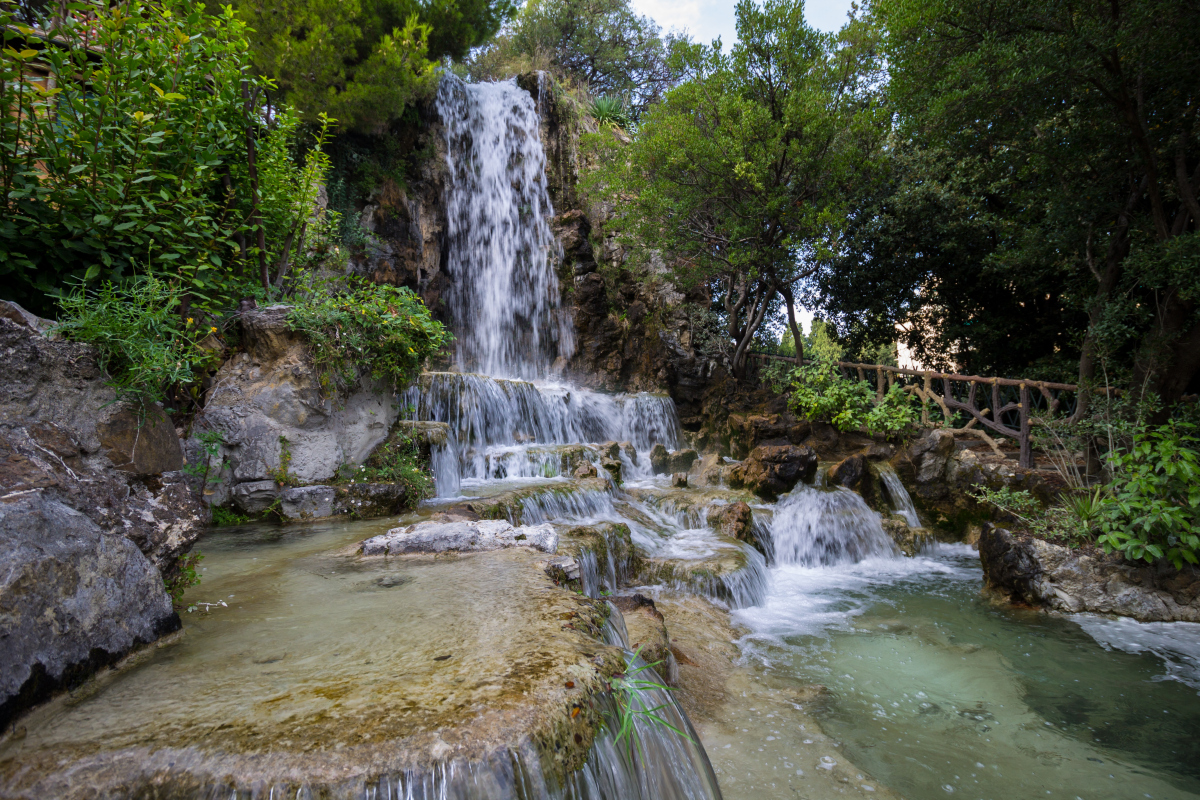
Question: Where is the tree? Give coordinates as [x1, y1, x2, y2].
[586, 0, 887, 378]
[467, 0, 682, 119]
[222, 0, 514, 132]
[1, 0, 333, 314]
[874, 0, 1200, 416]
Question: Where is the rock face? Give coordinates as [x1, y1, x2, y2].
[909, 429, 956, 485]
[0, 496, 179, 729]
[979, 524, 1200, 621]
[361, 519, 559, 555]
[650, 443, 671, 474]
[0, 314, 205, 571]
[708, 501, 766, 556]
[829, 453, 878, 508]
[190, 306, 399, 509]
[727, 443, 818, 500]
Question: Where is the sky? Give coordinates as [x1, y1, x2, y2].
[631, 0, 858, 48]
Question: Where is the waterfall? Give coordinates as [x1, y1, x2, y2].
[876, 462, 922, 528]
[769, 485, 900, 566]
[437, 75, 574, 379]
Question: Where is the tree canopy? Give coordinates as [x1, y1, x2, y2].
[586, 0, 887, 377]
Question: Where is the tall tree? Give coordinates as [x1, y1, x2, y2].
[875, 0, 1200, 415]
[221, 0, 514, 132]
[586, 0, 887, 378]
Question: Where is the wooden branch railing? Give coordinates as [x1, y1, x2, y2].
[747, 352, 1099, 468]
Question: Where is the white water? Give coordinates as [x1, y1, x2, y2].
[876, 462, 922, 527]
[437, 75, 574, 379]
[769, 485, 899, 566]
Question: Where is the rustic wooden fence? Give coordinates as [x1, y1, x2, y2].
[747, 352, 1088, 468]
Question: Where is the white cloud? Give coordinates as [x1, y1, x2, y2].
[630, 0, 857, 49]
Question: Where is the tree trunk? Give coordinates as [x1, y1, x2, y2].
[779, 283, 805, 366]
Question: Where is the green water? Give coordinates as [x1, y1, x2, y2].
[733, 544, 1200, 799]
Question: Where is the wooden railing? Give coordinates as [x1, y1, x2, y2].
[747, 352, 1089, 468]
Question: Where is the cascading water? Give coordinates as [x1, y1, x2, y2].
[769, 484, 900, 566]
[437, 75, 574, 379]
[876, 462, 922, 528]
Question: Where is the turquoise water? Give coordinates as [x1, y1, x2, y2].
[734, 544, 1200, 800]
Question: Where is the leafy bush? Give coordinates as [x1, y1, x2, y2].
[286, 276, 451, 396]
[164, 551, 203, 606]
[1096, 419, 1200, 568]
[348, 428, 434, 503]
[968, 485, 1092, 545]
[788, 360, 918, 435]
[53, 277, 221, 404]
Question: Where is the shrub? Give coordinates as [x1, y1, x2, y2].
[52, 276, 221, 405]
[285, 276, 451, 397]
[590, 95, 629, 128]
[788, 360, 918, 436]
[1096, 419, 1200, 569]
[348, 428, 434, 503]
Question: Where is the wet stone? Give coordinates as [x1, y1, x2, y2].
[361, 519, 559, 555]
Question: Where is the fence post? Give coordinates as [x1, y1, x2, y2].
[876, 368, 885, 402]
[1018, 383, 1032, 468]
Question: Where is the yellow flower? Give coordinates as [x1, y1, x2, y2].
[186, 317, 194, 325]
[209, 326, 218, 333]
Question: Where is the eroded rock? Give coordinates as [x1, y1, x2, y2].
[727, 443, 818, 500]
[611, 594, 679, 686]
[361, 519, 559, 555]
[829, 453, 878, 508]
[0, 496, 179, 729]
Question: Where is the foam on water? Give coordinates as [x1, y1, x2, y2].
[769, 484, 900, 567]
[1074, 614, 1200, 690]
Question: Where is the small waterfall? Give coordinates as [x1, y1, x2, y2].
[770, 485, 900, 566]
[430, 438, 461, 497]
[877, 462, 922, 528]
[437, 75, 574, 379]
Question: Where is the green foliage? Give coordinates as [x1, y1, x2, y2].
[467, 0, 680, 118]
[0, 1, 263, 314]
[211, 506, 252, 527]
[787, 360, 917, 435]
[352, 427, 433, 503]
[269, 436, 300, 487]
[585, 0, 887, 377]
[866, 0, 1200, 400]
[285, 276, 451, 397]
[589, 96, 629, 128]
[165, 551, 203, 606]
[1097, 420, 1200, 569]
[52, 277, 221, 405]
[224, 0, 512, 131]
[606, 645, 692, 755]
[969, 486, 1091, 546]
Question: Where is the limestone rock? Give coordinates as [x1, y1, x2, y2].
[232, 480, 279, 515]
[698, 453, 727, 486]
[0, 496, 179, 729]
[611, 594, 679, 686]
[668, 448, 698, 473]
[727, 443, 818, 500]
[279, 485, 336, 520]
[600, 457, 622, 483]
[909, 429, 956, 484]
[709, 500, 753, 543]
[671, 472, 688, 488]
[725, 412, 812, 459]
[649, 443, 670, 475]
[573, 462, 598, 479]
[829, 454, 878, 508]
[336, 482, 410, 518]
[96, 405, 183, 475]
[0, 318, 205, 571]
[979, 524, 1200, 622]
[361, 519, 559, 555]
[882, 517, 930, 557]
[193, 305, 398, 504]
[619, 441, 638, 465]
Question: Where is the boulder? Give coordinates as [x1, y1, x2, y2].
[279, 485, 336, 520]
[829, 454, 878, 507]
[670, 472, 688, 488]
[232, 480, 279, 515]
[0, 317, 205, 571]
[0, 496, 179, 729]
[361, 519, 558, 555]
[668, 448, 698, 473]
[335, 482, 411, 518]
[979, 524, 1200, 621]
[698, 453, 727, 486]
[727, 443, 818, 500]
[709, 501, 756, 549]
[649, 443, 670, 475]
[909, 429, 956, 484]
[618, 441, 638, 465]
[725, 412, 811, 459]
[573, 462, 598, 479]
[600, 457, 622, 483]
[881, 517, 931, 557]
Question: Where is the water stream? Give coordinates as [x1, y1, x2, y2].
[7, 73, 1200, 800]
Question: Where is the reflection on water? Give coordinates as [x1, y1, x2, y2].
[732, 543, 1200, 799]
